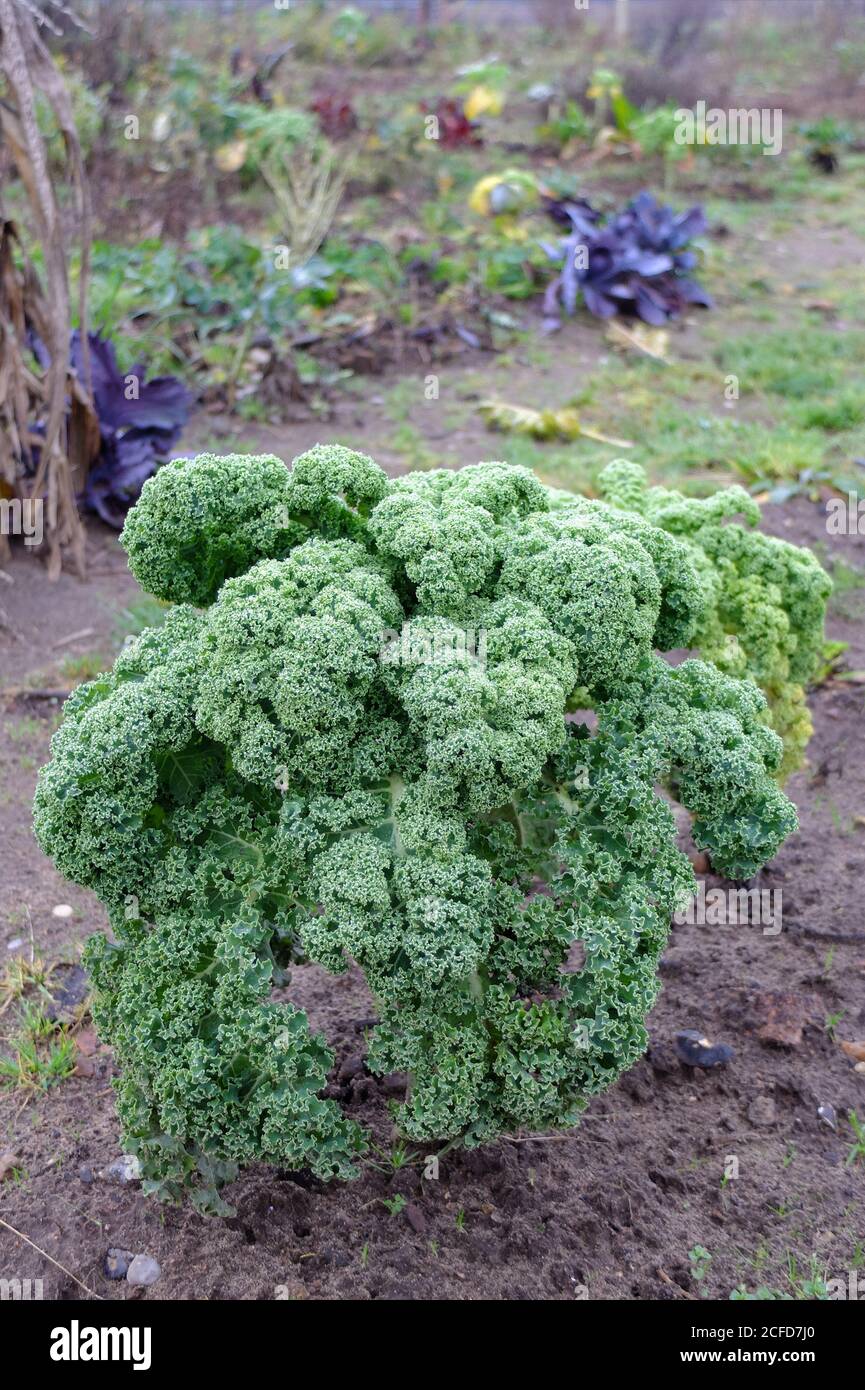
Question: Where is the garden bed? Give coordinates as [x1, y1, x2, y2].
[1, 496, 862, 1302]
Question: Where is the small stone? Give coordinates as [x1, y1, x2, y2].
[76, 1030, 98, 1057]
[0, 1152, 22, 1181]
[78, 1164, 93, 1185]
[275, 1280, 307, 1300]
[747, 1094, 777, 1127]
[675, 1029, 734, 1068]
[47, 965, 89, 1018]
[6, 937, 24, 952]
[126, 1254, 161, 1288]
[52, 904, 73, 919]
[405, 1203, 427, 1235]
[102, 1154, 141, 1184]
[104, 1248, 133, 1280]
[818, 1103, 837, 1130]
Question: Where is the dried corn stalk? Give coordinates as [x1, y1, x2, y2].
[0, 0, 97, 576]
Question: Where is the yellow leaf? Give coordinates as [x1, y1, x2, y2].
[469, 169, 537, 216]
[464, 85, 504, 121]
[214, 139, 247, 173]
[468, 174, 501, 215]
[606, 320, 670, 362]
[479, 399, 633, 448]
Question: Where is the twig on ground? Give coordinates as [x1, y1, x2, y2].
[0, 1214, 103, 1299]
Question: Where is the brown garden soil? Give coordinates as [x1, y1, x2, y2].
[1, 486, 863, 1303]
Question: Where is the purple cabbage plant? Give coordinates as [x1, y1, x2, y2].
[27, 330, 192, 528]
[73, 333, 192, 528]
[541, 190, 713, 328]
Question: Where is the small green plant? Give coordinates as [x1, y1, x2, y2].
[382, 1193, 407, 1216]
[113, 597, 170, 646]
[786, 1254, 832, 1300]
[536, 100, 591, 152]
[846, 1111, 865, 1168]
[733, 1253, 833, 1300]
[689, 1245, 713, 1286]
[61, 652, 109, 685]
[0, 1003, 76, 1094]
[798, 117, 854, 173]
[0, 953, 54, 1016]
[370, 1140, 413, 1174]
[730, 1284, 792, 1301]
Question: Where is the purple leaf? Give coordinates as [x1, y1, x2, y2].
[582, 284, 619, 318]
[71, 332, 192, 435]
[634, 284, 672, 325]
[454, 323, 481, 349]
[678, 278, 715, 307]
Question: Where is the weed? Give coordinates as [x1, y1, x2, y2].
[381, 1194, 407, 1216]
[0, 1003, 76, 1094]
[845, 1111, 865, 1168]
[689, 1244, 712, 1287]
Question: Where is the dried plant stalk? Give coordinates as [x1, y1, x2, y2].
[0, 0, 95, 577]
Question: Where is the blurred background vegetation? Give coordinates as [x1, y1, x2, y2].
[2, 0, 864, 516]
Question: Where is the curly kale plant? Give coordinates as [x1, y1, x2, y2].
[595, 460, 832, 777]
[33, 447, 829, 1211]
